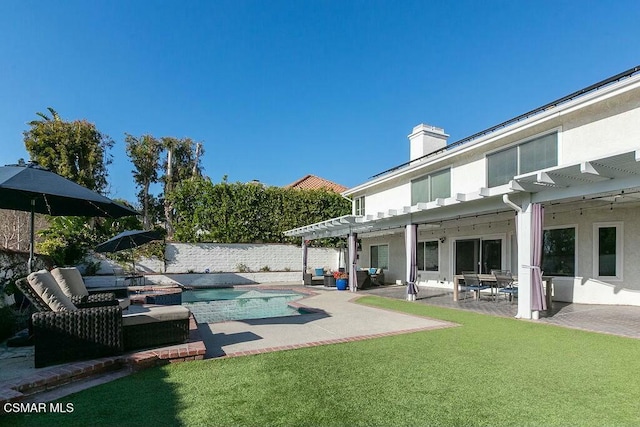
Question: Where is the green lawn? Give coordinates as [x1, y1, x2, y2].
[5, 296, 640, 426]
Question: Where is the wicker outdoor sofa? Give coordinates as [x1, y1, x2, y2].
[16, 268, 191, 368]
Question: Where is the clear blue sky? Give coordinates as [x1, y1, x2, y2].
[1, 0, 638, 205]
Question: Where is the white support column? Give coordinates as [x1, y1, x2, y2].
[301, 238, 308, 282]
[516, 195, 533, 319]
[348, 233, 358, 292]
[405, 223, 418, 301]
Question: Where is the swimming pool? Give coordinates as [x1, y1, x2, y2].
[181, 288, 306, 323]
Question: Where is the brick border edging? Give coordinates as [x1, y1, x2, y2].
[0, 314, 206, 406]
[218, 324, 454, 358]
[0, 357, 123, 406]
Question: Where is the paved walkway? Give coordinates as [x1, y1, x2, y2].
[199, 287, 455, 358]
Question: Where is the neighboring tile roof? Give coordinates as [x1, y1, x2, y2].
[285, 175, 348, 193]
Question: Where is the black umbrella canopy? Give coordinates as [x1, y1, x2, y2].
[0, 164, 138, 217]
[0, 163, 139, 272]
[95, 229, 162, 253]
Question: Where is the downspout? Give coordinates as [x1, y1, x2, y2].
[502, 194, 522, 213]
[503, 194, 527, 319]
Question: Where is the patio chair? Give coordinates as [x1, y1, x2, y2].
[370, 268, 385, 286]
[16, 270, 191, 368]
[494, 270, 517, 303]
[356, 270, 372, 290]
[461, 272, 489, 301]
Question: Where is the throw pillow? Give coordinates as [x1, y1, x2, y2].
[27, 270, 77, 312]
[51, 267, 89, 297]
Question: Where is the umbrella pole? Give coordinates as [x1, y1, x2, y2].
[28, 199, 35, 273]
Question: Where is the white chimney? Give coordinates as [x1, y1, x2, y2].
[408, 124, 448, 161]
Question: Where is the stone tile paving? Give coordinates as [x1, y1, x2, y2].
[362, 285, 640, 339]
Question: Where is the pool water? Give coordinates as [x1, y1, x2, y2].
[181, 288, 305, 323]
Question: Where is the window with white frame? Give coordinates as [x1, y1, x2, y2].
[417, 241, 438, 271]
[593, 222, 623, 280]
[542, 227, 576, 276]
[370, 244, 389, 269]
[411, 168, 451, 205]
[354, 196, 365, 216]
[487, 132, 558, 187]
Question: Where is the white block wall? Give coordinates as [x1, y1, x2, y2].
[84, 271, 302, 288]
[85, 243, 339, 287]
[92, 243, 340, 275]
[162, 243, 338, 273]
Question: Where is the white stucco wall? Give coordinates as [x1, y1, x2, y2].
[561, 88, 640, 162]
[450, 157, 486, 194]
[364, 183, 410, 217]
[359, 231, 405, 284]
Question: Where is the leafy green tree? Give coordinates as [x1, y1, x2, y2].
[125, 134, 162, 229]
[22, 108, 132, 267]
[161, 137, 204, 239]
[23, 107, 114, 192]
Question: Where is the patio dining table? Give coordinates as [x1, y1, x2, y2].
[453, 274, 553, 309]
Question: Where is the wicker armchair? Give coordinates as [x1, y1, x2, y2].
[32, 306, 124, 368]
[16, 278, 124, 368]
[356, 270, 372, 290]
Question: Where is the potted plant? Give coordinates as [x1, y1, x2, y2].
[333, 271, 348, 290]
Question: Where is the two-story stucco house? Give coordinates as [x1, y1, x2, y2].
[285, 65, 640, 320]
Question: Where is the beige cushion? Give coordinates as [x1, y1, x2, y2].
[27, 270, 77, 312]
[51, 267, 89, 297]
[122, 305, 190, 327]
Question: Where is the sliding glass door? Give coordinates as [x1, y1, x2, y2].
[455, 238, 503, 275]
[481, 239, 502, 274]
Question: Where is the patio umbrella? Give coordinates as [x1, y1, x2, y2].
[0, 163, 139, 272]
[95, 229, 162, 271]
[405, 224, 418, 301]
